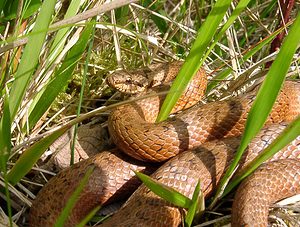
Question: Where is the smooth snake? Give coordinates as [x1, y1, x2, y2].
[29, 61, 300, 226]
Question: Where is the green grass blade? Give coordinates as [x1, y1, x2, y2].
[7, 127, 68, 185]
[2, 0, 41, 21]
[28, 21, 94, 129]
[0, 95, 11, 172]
[71, 19, 96, 165]
[142, 0, 168, 32]
[55, 166, 95, 227]
[241, 19, 293, 61]
[224, 115, 300, 197]
[48, 0, 82, 62]
[115, 4, 129, 24]
[184, 180, 204, 227]
[0, 95, 12, 226]
[76, 205, 101, 227]
[27, 0, 82, 122]
[156, 0, 232, 122]
[8, 0, 55, 120]
[135, 171, 192, 208]
[0, 0, 8, 13]
[212, 12, 300, 205]
[202, 0, 251, 62]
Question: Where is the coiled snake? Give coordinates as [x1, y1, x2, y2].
[29, 61, 300, 226]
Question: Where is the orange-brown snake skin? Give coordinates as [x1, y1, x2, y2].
[29, 63, 300, 226]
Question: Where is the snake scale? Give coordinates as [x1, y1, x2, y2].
[29, 61, 300, 226]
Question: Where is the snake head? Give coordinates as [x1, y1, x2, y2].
[106, 70, 150, 94]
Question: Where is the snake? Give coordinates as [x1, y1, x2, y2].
[29, 61, 300, 226]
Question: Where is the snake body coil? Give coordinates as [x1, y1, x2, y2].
[29, 62, 300, 227]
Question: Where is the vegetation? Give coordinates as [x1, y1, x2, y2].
[0, 0, 299, 226]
